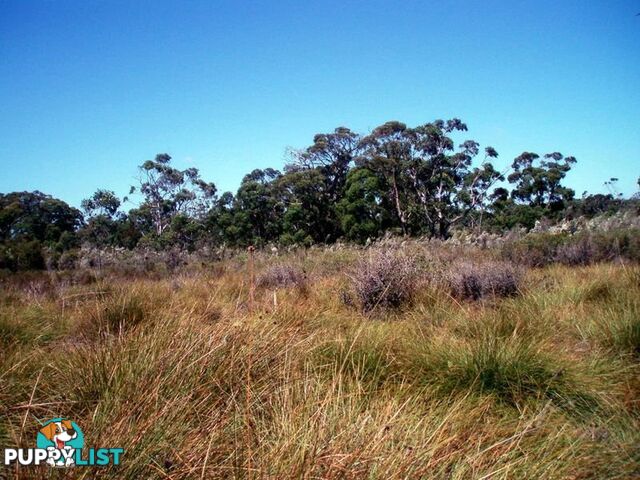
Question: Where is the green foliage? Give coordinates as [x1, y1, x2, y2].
[571, 193, 621, 218]
[486, 201, 546, 230]
[0, 240, 45, 271]
[287, 126, 361, 242]
[502, 233, 570, 267]
[81, 189, 121, 217]
[503, 229, 640, 267]
[508, 152, 576, 208]
[277, 169, 330, 244]
[357, 119, 502, 238]
[230, 168, 282, 246]
[0, 191, 82, 243]
[0, 191, 82, 270]
[482, 152, 578, 231]
[136, 153, 217, 239]
[336, 168, 390, 243]
[8, 118, 632, 256]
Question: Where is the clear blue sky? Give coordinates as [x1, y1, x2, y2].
[1, 0, 639, 208]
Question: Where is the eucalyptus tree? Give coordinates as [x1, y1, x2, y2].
[336, 167, 391, 242]
[80, 189, 122, 248]
[357, 119, 502, 238]
[0, 191, 82, 270]
[508, 152, 576, 209]
[289, 126, 361, 202]
[286, 127, 362, 241]
[81, 189, 121, 218]
[134, 153, 217, 237]
[231, 168, 283, 246]
[276, 168, 330, 245]
[406, 119, 502, 237]
[357, 121, 414, 234]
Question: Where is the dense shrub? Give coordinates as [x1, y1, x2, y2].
[75, 246, 195, 277]
[554, 238, 595, 266]
[256, 264, 307, 289]
[58, 250, 79, 270]
[501, 233, 567, 267]
[0, 240, 46, 271]
[351, 249, 419, 313]
[589, 228, 640, 263]
[502, 228, 640, 267]
[448, 261, 522, 300]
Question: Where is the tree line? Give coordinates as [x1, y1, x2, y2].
[1, 118, 637, 270]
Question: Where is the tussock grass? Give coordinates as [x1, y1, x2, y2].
[406, 334, 598, 415]
[75, 283, 170, 339]
[0, 253, 639, 478]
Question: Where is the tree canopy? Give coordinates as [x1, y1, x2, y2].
[6, 116, 635, 270]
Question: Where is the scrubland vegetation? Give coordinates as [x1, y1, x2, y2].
[1, 235, 639, 479]
[1, 116, 639, 478]
[2, 118, 639, 274]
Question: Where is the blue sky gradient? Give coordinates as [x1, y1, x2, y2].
[1, 0, 639, 208]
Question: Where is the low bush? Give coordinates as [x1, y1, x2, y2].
[447, 260, 522, 300]
[0, 240, 46, 271]
[555, 238, 595, 266]
[501, 233, 568, 267]
[350, 249, 419, 313]
[503, 228, 640, 267]
[58, 250, 79, 270]
[256, 264, 307, 289]
[590, 228, 640, 263]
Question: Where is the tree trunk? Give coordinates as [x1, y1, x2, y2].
[391, 171, 407, 234]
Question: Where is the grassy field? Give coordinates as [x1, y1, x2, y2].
[1, 246, 639, 479]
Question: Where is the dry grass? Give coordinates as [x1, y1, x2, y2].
[1, 247, 639, 479]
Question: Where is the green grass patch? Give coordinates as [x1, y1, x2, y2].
[408, 336, 598, 416]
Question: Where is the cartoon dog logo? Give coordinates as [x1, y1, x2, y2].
[36, 418, 84, 467]
[40, 420, 77, 450]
